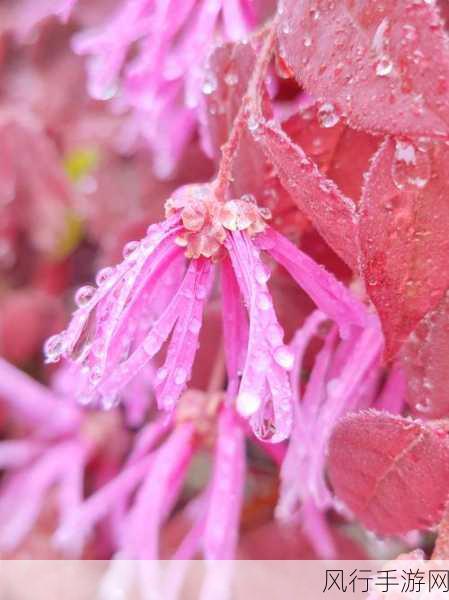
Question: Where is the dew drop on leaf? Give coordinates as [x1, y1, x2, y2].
[391, 139, 431, 190]
[317, 102, 340, 128]
[375, 56, 393, 77]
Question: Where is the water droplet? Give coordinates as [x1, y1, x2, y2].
[303, 35, 312, 48]
[224, 71, 238, 86]
[375, 56, 393, 76]
[236, 391, 261, 417]
[248, 115, 260, 133]
[75, 285, 96, 307]
[44, 334, 65, 363]
[88, 72, 119, 101]
[123, 241, 140, 259]
[274, 346, 294, 370]
[144, 334, 160, 355]
[392, 139, 431, 190]
[96, 266, 115, 286]
[174, 367, 187, 385]
[317, 102, 340, 128]
[255, 265, 270, 284]
[202, 72, 217, 95]
[257, 293, 271, 311]
[156, 367, 168, 381]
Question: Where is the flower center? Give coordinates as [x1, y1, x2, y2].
[165, 184, 271, 259]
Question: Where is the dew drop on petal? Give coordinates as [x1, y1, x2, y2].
[123, 240, 140, 259]
[75, 285, 96, 307]
[248, 115, 260, 132]
[224, 71, 239, 86]
[44, 334, 65, 363]
[257, 293, 272, 311]
[236, 391, 261, 417]
[255, 265, 270, 284]
[144, 334, 159, 355]
[303, 35, 312, 47]
[317, 102, 340, 128]
[202, 72, 217, 95]
[274, 346, 294, 370]
[156, 367, 168, 381]
[96, 266, 115, 286]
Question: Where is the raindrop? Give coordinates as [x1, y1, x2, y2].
[317, 102, 340, 128]
[236, 391, 261, 417]
[156, 367, 168, 381]
[257, 293, 271, 311]
[202, 72, 217, 95]
[75, 285, 96, 308]
[44, 334, 65, 363]
[174, 368, 187, 385]
[303, 35, 312, 48]
[123, 240, 140, 259]
[375, 56, 393, 76]
[248, 115, 260, 132]
[274, 346, 294, 370]
[255, 265, 270, 284]
[224, 71, 239, 86]
[96, 266, 115, 286]
[392, 139, 431, 190]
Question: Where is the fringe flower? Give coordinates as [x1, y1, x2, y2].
[46, 183, 369, 444]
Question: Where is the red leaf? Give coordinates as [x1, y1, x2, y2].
[401, 291, 449, 418]
[253, 118, 359, 269]
[278, 0, 449, 137]
[328, 410, 449, 535]
[359, 137, 449, 357]
[283, 104, 380, 203]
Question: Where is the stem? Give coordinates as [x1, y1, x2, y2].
[207, 343, 226, 393]
[214, 21, 277, 201]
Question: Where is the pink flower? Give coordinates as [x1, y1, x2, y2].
[0, 359, 85, 552]
[276, 311, 406, 558]
[46, 182, 368, 443]
[55, 396, 246, 596]
[70, 0, 258, 177]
